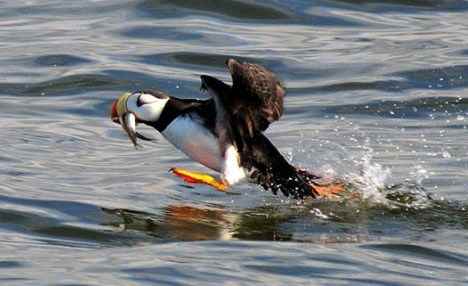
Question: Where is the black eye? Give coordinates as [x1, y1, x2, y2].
[136, 93, 145, 107]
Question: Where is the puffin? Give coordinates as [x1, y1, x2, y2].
[110, 59, 344, 200]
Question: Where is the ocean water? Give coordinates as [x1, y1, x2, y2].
[0, 0, 467, 285]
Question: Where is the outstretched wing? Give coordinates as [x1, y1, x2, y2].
[245, 132, 318, 200]
[227, 59, 285, 136]
[200, 59, 285, 155]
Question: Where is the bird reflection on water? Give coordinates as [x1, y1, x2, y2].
[101, 185, 468, 244]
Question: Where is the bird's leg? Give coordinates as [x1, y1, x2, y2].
[169, 168, 229, 192]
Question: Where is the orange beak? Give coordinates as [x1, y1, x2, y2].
[110, 99, 119, 123]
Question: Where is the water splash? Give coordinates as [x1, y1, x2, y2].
[345, 148, 391, 203]
[291, 137, 435, 210]
[409, 164, 430, 185]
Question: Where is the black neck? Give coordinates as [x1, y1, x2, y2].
[144, 97, 215, 132]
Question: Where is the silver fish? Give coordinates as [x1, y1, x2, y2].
[120, 112, 140, 148]
[119, 113, 158, 148]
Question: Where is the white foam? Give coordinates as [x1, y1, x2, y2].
[344, 149, 390, 204]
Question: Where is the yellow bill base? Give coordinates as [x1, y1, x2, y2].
[170, 168, 229, 192]
[116, 92, 132, 117]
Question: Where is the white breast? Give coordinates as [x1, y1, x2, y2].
[162, 115, 222, 172]
[222, 144, 246, 185]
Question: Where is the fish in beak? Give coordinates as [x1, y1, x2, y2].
[110, 92, 154, 148]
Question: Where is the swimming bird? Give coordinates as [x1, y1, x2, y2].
[110, 59, 343, 199]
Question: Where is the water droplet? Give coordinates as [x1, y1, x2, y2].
[442, 151, 452, 158]
[310, 208, 329, 219]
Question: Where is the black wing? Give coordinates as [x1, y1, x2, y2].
[227, 59, 285, 137]
[199, 65, 314, 199]
[245, 133, 318, 200]
[200, 59, 285, 153]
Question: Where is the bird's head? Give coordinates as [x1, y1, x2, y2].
[111, 90, 170, 123]
[110, 90, 169, 147]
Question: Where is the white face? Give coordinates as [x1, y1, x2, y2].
[126, 92, 169, 122]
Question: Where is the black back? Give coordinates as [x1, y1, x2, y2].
[145, 95, 216, 133]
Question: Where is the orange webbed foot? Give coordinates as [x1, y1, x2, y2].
[311, 181, 346, 199]
[169, 167, 229, 192]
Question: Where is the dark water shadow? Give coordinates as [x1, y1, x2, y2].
[295, 65, 468, 95]
[119, 26, 202, 41]
[0, 74, 123, 97]
[330, 0, 468, 12]
[6, 54, 93, 68]
[137, 0, 292, 21]
[361, 243, 468, 267]
[136, 52, 285, 72]
[0, 195, 154, 247]
[323, 96, 468, 119]
[33, 54, 93, 67]
[0, 69, 192, 97]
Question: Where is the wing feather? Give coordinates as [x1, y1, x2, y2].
[227, 59, 285, 134]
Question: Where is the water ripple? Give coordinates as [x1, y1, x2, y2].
[33, 54, 93, 67]
[324, 96, 468, 119]
[138, 0, 293, 21]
